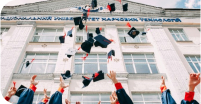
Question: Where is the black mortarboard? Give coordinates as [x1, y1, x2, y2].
[87, 32, 93, 39]
[123, 3, 128, 11]
[82, 12, 88, 21]
[94, 35, 112, 48]
[15, 85, 27, 97]
[82, 76, 93, 88]
[81, 37, 94, 53]
[142, 32, 146, 35]
[95, 27, 101, 34]
[91, 0, 97, 9]
[110, 3, 115, 12]
[59, 36, 65, 43]
[26, 61, 30, 68]
[73, 17, 82, 25]
[108, 50, 115, 58]
[67, 29, 73, 37]
[79, 21, 85, 30]
[65, 48, 77, 58]
[127, 27, 140, 39]
[61, 70, 71, 80]
[92, 70, 104, 82]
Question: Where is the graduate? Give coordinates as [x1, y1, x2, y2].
[49, 76, 69, 104]
[38, 88, 50, 104]
[107, 71, 133, 104]
[160, 73, 200, 104]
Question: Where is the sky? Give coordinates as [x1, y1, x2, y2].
[2, 0, 201, 8]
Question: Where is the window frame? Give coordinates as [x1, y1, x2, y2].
[132, 92, 162, 104]
[169, 29, 189, 41]
[31, 28, 64, 42]
[19, 53, 58, 74]
[123, 53, 159, 74]
[74, 53, 108, 74]
[33, 93, 50, 104]
[185, 55, 200, 73]
[118, 28, 148, 43]
[76, 27, 105, 43]
[70, 92, 111, 103]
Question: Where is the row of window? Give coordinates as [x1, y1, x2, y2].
[10, 93, 162, 104]
[1, 27, 196, 43]
[20, 53, 200, 74]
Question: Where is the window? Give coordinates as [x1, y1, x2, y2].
[0, 28, 9, 35]
[123, 54, 158, 74]
[132, 93, 162, 104]
[71, 93, 110, 104]
[76, 28, 105, 43]
[118, 28, 147, 43]
[74, 54, 107, 74]
[20, 53, 58, 73]
[9, 93, 50, 104]
[185, 56, 200, 73]
[32, 28, 63, 42]
[169, 29, 189, 41]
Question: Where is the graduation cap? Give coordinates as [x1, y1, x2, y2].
[65, 48, 77, 58]
[61, 70, 71, 80]
[67, 29, 73, 37]
[81, 37, 94, 53]
[94, 35, 112, 48]
[26, 61, 30, 68]
[59, 36, 65, 43]
[108, 3, 115, 12]
[82, 76, 93, 88]
[87, 32, 93, 39]
[73, 17, 82, 25]
[108, 50, 115, 62]
[95, 27, 101, 34]
[127, 27, 140, 39]
[15, 85, 27, 97]
[142, 32, 146, 35]
[79, 21, 85, 30]
[123, 3, 128, 11]
[92, 70, 104, 82]
[82, 12, 88, 21]
[91, 0, 97, 9]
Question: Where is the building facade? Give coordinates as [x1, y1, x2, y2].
[1, 0, 200, 103]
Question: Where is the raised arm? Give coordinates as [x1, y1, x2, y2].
[4, 87, 16, 101]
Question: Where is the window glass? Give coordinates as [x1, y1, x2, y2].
[169, 29, 188, 41]
[185, 56, 200, 73]
[132, 93, 161, 104]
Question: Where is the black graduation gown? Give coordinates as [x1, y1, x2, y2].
[49, 91, 62, 104]
[17, 88, 34, 104]
[116, 88, 133, 104]
[161, 89, 176, 104]
[181, 100, 199, 104]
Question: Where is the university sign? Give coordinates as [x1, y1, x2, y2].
[1, 16, 182, 22]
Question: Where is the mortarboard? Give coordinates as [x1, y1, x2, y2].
[87, 32, 93, 39]
[123, 3, 128, 11]
[91, 0, 97, 9]
[108, 3, 115, 12]
[65, 48, 77, 58]
[81, 37, 94, 53]
[108, 50, 115, 62]
[15, 85, 27, 97]
[142, 32, 146, 35]
[79, 21, 85, 30]
[127, 27, 140, 39]
[82, 76, 93, 88]
[92, 70, 104, 82]
[59, 36, 65, 43]
[26, 61, 30, 68]
[61, 70, 71, 80]
[67, 29, 73, 37]
[94, 35, 112, 48]
[82, 12, 88, 21]
[95, 27, 101, 34]
[73, 17, 82, 25]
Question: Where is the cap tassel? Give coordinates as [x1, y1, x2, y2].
[86, 25, 88, 32]
[87, 9, 90, 17]
[71, 27, 74, 30]
[78, 47, 81, 50]
[82, 53, 89, 60]
[63, 31, 66, 38]
[31, 58, 35, 63]
[13, 81, 16, 88]
[103, 39, 112, 44]
[116, 0, 121, 3]
[99, 27, 102, 31]
[109, 39, 115, 43]
[126, 22, 131, 28]
[107, 5, 111, 11]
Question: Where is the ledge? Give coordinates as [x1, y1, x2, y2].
[176, 40, 193, 43]
[29, 42, 61, 45]
[121, 42, 152, 45]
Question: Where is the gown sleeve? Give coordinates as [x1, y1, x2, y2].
[38, 98, 49, 104]
[4, 96, 10, 101]
[115, 83, 133, 104]
[17, 84, 36, 104]
[180, 92, 199, 104]
[160, 86, 176, 104]
[49, 87, 64, 104]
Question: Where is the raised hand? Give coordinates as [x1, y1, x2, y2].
[98, 101, 101, 104]
[76, 102, 81, 104]
[30, 75, 39, 86]
[160, 76, 165, 87]
[43, 89, 50, 99]
[59, 76, 69, 88]
[6, 87, 16, 98]
[65, 99, 70, 104]
[107, 71, 118, 84]
[189, 73, 200, 92]
[110, 91, 118, 104]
